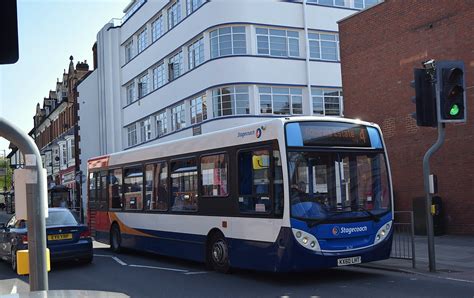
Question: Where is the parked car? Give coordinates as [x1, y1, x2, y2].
[0, 208, 93, 272]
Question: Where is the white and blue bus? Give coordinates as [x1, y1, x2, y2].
[87, 116, 393, 272]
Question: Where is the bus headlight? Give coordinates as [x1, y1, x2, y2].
[292, 228, 321, 252]
[374, 221, 392, 245]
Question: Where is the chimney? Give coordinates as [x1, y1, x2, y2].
[92, 42, 98, 70]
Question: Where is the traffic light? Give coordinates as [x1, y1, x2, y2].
[410, 68, 437, 127]
[437, 61, 466, 122]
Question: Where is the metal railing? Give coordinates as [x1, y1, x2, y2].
[391, 211, 416, 268]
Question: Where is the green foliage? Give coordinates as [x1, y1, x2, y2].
[0, 157, 12, 192]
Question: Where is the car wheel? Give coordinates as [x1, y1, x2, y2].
[110, 224, 122, 253]
[11, 248, 17, 273]
[207, 232, 230, 273]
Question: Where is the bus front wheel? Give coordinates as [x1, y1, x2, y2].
[207, 232, 230, 273]
[110, 224, 122, 253]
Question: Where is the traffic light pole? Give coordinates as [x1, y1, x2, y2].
[422, 122, 445, 273]
[0, 117, 48, 291]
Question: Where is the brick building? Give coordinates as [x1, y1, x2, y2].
[338, 0, 474, 234]
[33, 56, 90, 214]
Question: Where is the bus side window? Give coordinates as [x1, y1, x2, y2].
[123, 166, 144, 210]
[109, 169, 123, 210]
[154, 162, 169, 211]
[170, 158, 198, 212]
[238, 149, 271, 213]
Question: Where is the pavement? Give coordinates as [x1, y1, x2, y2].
[0, 210, 473, 283]
[359, 234, 474, 283]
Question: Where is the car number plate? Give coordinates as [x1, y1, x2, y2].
[337, 256, 361, 266]
[48, 233, 73, 241]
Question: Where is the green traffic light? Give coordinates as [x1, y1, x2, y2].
[450, 104, 460, 116]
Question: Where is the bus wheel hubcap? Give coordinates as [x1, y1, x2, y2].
[212, 240, 227, 264]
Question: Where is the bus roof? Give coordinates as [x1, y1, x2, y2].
[89, 116, 380, 169]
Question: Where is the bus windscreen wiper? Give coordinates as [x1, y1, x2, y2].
[306, 211, 350, 228]
[357, 206, 380, 222]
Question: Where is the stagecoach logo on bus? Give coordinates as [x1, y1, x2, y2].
[237, 126, 265, 139]
[332, 226, 368, 236]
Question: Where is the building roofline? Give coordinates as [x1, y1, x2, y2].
[337, 0, 385, 24]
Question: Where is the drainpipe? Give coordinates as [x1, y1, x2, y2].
[302, 0, 319, 116]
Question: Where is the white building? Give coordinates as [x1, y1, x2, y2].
[77, 0, 381, 205]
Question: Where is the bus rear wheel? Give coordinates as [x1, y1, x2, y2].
[207, 233, 230, 273]
[110, 224, 122, 253]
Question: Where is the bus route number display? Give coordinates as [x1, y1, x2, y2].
[299, 122, 371, 147]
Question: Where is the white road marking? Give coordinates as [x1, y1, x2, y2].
[94, 253, 208, 274]
[184, 271, 209, 275]
[128, 264, 188, 273]
[10, 284, 17, 294]
[94, 254, 127, 266]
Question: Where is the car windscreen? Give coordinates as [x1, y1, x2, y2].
[46, 210, 78, 226]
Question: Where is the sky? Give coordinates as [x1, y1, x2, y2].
[0, 0, 131, 155]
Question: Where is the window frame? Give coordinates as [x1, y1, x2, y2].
[256, 27, 300, 58]
[170, 156, 199, 213]
[258, 86, 303, 115]
[200, 152, 230, 198]
[210, 26, 247, 59]
[171, 102, 186, 131]
[188, 37, 205, 70]
[151, 15, 164, 42]
[137, 27, 148, 54]
[308, 32, 340, 61]
[108, 168, 124, 210]
[167, 0, 182, 30]
[123, 164, 145, 212]
[236, 146, 274, 215]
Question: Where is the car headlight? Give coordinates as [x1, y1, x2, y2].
[374, 221, 392, 245]
[292, 228, 321, 252]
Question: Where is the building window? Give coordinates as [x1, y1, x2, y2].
[186, 0, 204, 15]
[153, 63, 166, 89]
[138, 73, 149, 98]
[256, 28, 299, 57]
[137, 28, 148, 54]
[188, 38, 204, 70]
[201, 154, 228, 197]
[59, 142, 67, 169]
[151, 15, 164, 42]
[210, 26, 246, 59]
[212, 85, 250, 117]
[127, 124, 138, 147]
[306, 0, 380, 9]
[311, 88, 343, 116]
[123, 0, 145, 22]
[123, 166, 143, 210]
[168, 1, 182, 30]
[259, 87, 303, 115]
[171, 102, 186, 131]
[125, 40, 134, 63]
[168, 51, 183, 81]
[140, 118, 152, 143]
[171, 158, 198, 212]
[190, 95, 207, 125]
[126, 83, 135, 105]
[66, 138, 74, 163]
[155, 110, 167, 137]
[308, 32, 339, 61]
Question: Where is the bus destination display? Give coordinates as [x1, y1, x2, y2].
[299, 122, 371, 147]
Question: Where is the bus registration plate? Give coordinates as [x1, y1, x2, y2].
[337, 256, 361, 266]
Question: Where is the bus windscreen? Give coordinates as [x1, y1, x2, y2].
[286, 122, 382, 148]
